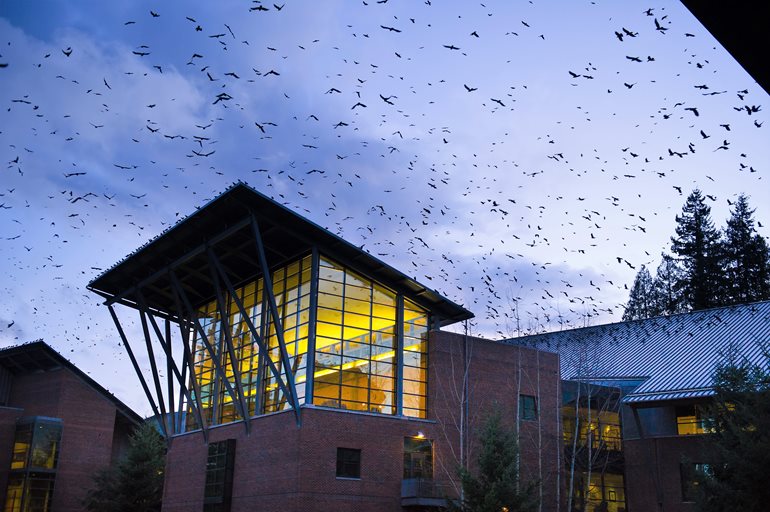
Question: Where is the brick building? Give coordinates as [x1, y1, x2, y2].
[509, 300, 770, 512]
[0, 341, 142, 511]
[88, 183, 562, 511]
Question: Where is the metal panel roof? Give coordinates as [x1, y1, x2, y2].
[505, 301, 770, 404]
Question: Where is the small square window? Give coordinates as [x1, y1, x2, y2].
[520, 394, 537, 421]
[336, 447, 361, 479]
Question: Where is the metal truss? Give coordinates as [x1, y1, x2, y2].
[101, 214, 304, 440]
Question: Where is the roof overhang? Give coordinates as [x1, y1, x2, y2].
[681, 0, 770, 94]
[88, 183, 473, 327]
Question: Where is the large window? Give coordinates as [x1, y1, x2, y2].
[3, 418, 62, 512]
[263, 257, 312, 413]
[204, 440, 236, 512]
[186, 253, 431, 428]
[402, 299, 429, 418]
[187, 255, 311, 429]
[314, 257, 399, 414]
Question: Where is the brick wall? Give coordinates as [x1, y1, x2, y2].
[624, 434, 708, 512]
[162, 330, 561, 512]
[0, 407, 22, 506]
[430, 331, 562, 512]
[3, 367, 130, 512]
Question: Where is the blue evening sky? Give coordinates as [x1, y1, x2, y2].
[1, 1, 766, 414]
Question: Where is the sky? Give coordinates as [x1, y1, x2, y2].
[1, 0, 767, 415]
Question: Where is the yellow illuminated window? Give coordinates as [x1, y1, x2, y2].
[186, 254, 311, 427]
[313, 257, 406, 415]
[185, 252, 431, 428]
[402, 299, 428, 418]
[676, 405, 710, 435]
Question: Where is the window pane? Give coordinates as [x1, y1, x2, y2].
[336, 448, 361, 478]
[520, 395, 537, 421]
[404, 437, 433, 479]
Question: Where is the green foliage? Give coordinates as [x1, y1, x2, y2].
[624, 190, 770, 319]
[449, 408, 537, 512]
[622, 265, 658, 321]
[670, 189, 725, 311]
[722, 194, 770, 305]
[84, 421, 166, 512]
[695, 350, 770, 512]
[653, 253, 687, 316]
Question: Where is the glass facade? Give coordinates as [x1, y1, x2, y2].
[562, 382, 626, 512]
[3, 418, 62, 512]
[186, 253, 431, 429]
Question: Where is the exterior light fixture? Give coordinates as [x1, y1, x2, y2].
[415, 431, 425, 439]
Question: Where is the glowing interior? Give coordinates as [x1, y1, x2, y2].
[186, 254, 429, 429]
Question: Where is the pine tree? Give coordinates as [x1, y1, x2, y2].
[84, 421, 166, 512]
[722, 194, 770, 304]
[450, 408, 537, 512]
[653, 253, 686, 315]
[694, 350, 770, 512]
[622, 265, 661, 321]
[670, 190, 725, 311]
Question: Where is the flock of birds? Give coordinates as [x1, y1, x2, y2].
[0, 1, 766, 404]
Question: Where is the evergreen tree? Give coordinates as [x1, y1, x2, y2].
[450, 408, 537, 512]
[694, 350, 770, 512]
[670, 190, 725, 311]
[653, 253, 686, 315]
[622, 265, 661, 321]
[722, 194, 770, 305]
[84, 421, 166, 512]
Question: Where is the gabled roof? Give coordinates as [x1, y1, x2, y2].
[88, 182, 473, 327]
[505, 301, 770, 404]
[0, 340, 143, 424]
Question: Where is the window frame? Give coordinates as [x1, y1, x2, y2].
[520, 394, 538, 422]
[336, 447, 362, 479]
[203, 439, 236, 512]
[403, 436, 434, 480]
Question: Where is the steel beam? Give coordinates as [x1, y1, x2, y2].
[206, 247, 251, 434]
[304, 247, 320, 406]
[208, 248, 301, 426]
[138, 307, 170, 437]
[136, 290, 203, 438]
[169, 270, 243, 430]
[99, 217, 252, 308]
[396, 294, 405, 416]
[175, 319, 190, 434]
[165, 319, 175, 434]
[249, 215, 301, 415]
[107, 305, 166, 438]
[168, 282, 208, 440]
